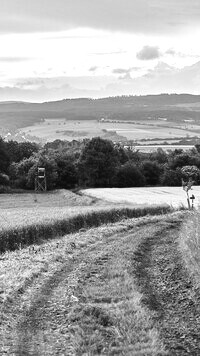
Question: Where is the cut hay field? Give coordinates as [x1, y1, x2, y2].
[82, 186, 200, 208]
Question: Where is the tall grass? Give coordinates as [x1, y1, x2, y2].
[0, 205, 171, 253]
[179, 210, 200, 287]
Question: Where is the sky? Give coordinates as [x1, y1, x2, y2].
[1, 0, 200, 102]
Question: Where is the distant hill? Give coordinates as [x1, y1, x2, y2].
[1, 94, 200, 132]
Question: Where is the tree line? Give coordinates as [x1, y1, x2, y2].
[0, 136, 200, 191]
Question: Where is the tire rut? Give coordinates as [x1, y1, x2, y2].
[132, 221, 200, 355]
[15, 258, 78, 356]
[14, 235, 121, 355]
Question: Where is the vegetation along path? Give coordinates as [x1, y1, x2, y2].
[1, 211, 200, 355]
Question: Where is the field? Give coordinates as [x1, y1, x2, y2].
[18, 118, 200, 143]
[82, 186, 200, 208]
[1, 189, 200, 354]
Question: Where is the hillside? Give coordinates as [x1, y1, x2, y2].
[1, 94, 200, 133]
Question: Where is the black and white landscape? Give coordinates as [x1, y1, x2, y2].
[1, 1, 200, 355]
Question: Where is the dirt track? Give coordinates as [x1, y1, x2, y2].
[1, 213, 200, 355]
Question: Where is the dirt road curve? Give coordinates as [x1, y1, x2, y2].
[1, 214, 200, 355]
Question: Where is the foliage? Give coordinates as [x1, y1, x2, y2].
[0, 173, 9, 186]
[55, 155, 78, 189]
[160, 167, 182, 186]
[2, 135, 200, 190]
[114, 162, 145, 187]
[181, 165, 200, 182]
[78, 137, 119, 187]
[0, 138, 10, 173]
[169, 153, 200, 170]
[5, 140, 39, 163]
[140, 160, 162, 185]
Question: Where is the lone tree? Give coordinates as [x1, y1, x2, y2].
[78, 137, 119, 187]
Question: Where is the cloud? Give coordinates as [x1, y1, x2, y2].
[1, 61, 200, 101]
[113, 67, 141, 75]
[106, 60, 200, 96]
[166, 49, 176, 56]
[1, 0, 200, 35]
[89, 66, 98, 72]
[136, 46, 161, 60]
[0, 57, 33, 62]
[91, 51, 126, 56]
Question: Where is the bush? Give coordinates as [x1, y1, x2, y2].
[56, 156, 78, 189]
[0, 173, 9, 186]
[0, 185, 12, 194]
[160, 168, 182, 186]
[140, 160, 161, 185]
[181, 165, 200, 183]
[114, 162, 145, 187]
[78, 137, 119, 187]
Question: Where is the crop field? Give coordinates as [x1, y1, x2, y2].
[82, 186, 200, 208]
[19, 118, 200, 142]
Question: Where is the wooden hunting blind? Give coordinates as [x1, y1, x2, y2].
[35, 167, 47, 192]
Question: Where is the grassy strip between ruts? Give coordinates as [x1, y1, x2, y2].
[0, 205, 172, 253]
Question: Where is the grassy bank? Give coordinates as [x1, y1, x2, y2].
[0, 205, 171, 253]
[179, 210, 200, 287]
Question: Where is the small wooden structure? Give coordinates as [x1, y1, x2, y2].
[35, 167, 47, 192]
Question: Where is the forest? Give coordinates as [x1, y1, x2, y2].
[0, 136, 200, 191]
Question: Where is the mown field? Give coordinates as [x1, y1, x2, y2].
[82, 186, 200, 208]
[1, 189, 200, 355]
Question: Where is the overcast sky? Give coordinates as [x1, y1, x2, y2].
[0, 0, 200, 101]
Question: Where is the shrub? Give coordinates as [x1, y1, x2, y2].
[0, 173, 9, 186]
[114, 162, 145, 187]
[78, 137, 119, 187]
[140, 160, 161, 185]
[0, 185, 12, 194]
[160, 168, 182, 186]
[181, 165, 200, 183]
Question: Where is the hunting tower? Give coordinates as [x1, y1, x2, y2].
[35, 167, 47, 192]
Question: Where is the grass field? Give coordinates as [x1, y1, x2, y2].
[82, 186, 200, 208]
